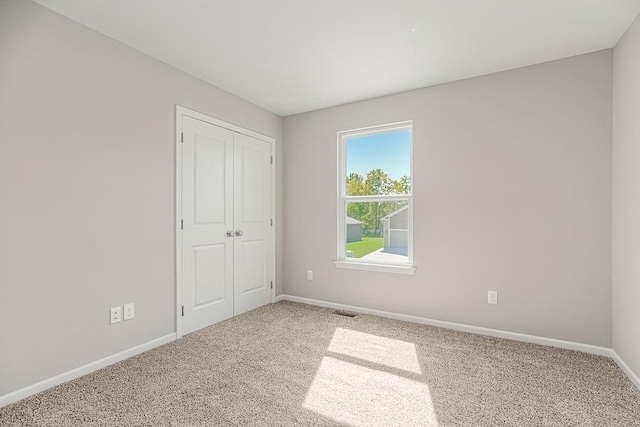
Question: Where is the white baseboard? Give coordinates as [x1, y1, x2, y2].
[4, 299, 638, 410]
[0, 333, 176, 409]
[275, 294, 613, 357]
[612, 350, 640, 390]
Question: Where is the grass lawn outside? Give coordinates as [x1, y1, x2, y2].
[346, 237, 384, 258]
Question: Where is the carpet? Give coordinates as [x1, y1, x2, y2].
[1, 301, 639, 426]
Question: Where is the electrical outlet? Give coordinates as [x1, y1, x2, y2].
[110, 306, 122, 324]
[488, 291, 498, 305]
[307, 270, 313, 281]
[124, 303, 135, 320]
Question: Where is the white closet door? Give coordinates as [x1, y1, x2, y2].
[233, 132, 272, 316]
[181, 117, 234, 335]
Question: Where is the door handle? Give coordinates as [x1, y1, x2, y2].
[226, 231, 234, 237]
[235, 230, 243, 237]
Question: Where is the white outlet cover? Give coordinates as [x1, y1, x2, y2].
[124, 303, 135, 320]
[110, 306, 122, 324]
[307, 270, 313, 280]
[488, 291, 498, 305]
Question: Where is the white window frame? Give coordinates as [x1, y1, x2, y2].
[334, 121, 416, 275]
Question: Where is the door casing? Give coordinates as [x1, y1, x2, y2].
[175, 105, 276, 339]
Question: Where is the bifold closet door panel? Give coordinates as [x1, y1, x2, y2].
[181, 116, 234, 335]
[233, 132, 272, 316]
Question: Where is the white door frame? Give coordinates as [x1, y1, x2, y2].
[175, 105, 276, 339]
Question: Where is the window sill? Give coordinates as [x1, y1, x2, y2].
[334, 260, 416, 275]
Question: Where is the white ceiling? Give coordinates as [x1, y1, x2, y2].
[32, 0, 640, 116]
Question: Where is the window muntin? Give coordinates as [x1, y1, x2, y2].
[338, 122, 413, 268]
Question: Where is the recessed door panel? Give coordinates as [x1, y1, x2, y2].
[194, 245, 226, 306]
[194, 135, 226, 224]
[239, 239, 265, 294]
[242, 147, 267, 223]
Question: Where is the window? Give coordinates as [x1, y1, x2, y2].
[336, 122, 415, 274]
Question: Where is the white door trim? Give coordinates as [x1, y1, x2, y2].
[175, 105, 276, 339]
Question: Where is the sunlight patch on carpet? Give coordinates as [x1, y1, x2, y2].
[328, 328, 422, 374]
[303, 356, 438, 426]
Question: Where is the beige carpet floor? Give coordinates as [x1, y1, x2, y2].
[1, 301, 639, 426]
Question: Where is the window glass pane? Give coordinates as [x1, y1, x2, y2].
[346, 130, 411, 196]
[345, 200, 409, 263]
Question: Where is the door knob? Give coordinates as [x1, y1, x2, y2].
[226, 231, 234, 237]
[235, 230, 243, 237]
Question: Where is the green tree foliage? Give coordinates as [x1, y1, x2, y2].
[365, 169, 393, 195]
[346, 169, 410, 236]
[394, 175, 411, 194]
[346, 173, 366, 196]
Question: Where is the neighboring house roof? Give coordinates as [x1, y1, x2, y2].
[382, 205, 409, 220]
[346, 216, 363, 225]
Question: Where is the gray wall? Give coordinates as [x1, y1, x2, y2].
[346, 223, 362, 243]
[388, 231, 408, 250]
[389, 208, 408, 230]
[0, 0, 622, 400]
[0, 0, 283, 396]
[613, 14, 640, 381]
[284, 50, 613, 347]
